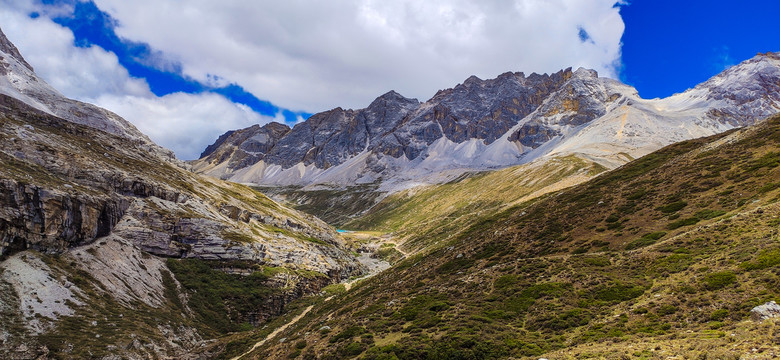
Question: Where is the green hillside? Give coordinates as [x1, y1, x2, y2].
[248, 115, 780, 359]
[345, 155, 607, 255]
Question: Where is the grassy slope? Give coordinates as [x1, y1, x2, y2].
[256, 183, 385, 226]
[253, 115, 780, 359]
[345, 155, 607, 254]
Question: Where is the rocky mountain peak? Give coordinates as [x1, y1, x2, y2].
[194, 54, 780, 190]
[572, 67, 598, 79]
[368, 90, 419, 109]
[462, 75, 483, 87]
[0, 27, 33, 72]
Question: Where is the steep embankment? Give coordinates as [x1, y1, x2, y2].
[253, 115, 780, 359]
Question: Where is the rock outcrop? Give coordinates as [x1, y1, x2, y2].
[751, 301, 780, 321]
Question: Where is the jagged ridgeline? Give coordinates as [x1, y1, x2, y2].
[0, 27, 364, 359]
[194, 53, 780, 190]
[255, 115, 780, 358]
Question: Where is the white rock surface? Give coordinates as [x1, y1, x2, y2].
[0, 252, 83, 333]
[751, 301, 780, 321]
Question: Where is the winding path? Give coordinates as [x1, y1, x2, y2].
[231, 238, 401, 358]
[230, 305, 314, 360]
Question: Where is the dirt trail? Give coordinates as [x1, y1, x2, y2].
[230, 305, 314, 360]
[233, 239, 399, 357]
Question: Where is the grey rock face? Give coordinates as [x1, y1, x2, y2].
[751, 301, 780, 321]
[199, 122, 290, 171]
[698, 52, 780, 127]
[0, 179, 129, 255]
[508, 68, 621, 148]
[0, 28, 33, 73]
[199, 69, 573, 171]
[196, 52, 780, 189]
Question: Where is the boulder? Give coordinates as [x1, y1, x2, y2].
[750, 301, 780, 321]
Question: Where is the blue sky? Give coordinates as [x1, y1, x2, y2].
[37, 0, 309, 123]
[34, 0, 779, 110]
[1, 0, 778, 159]
[620, 1, 780, 98]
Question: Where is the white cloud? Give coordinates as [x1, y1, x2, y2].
[93, 0, 625, 111]
[0, 3, 149, 100]
[0, 0, 271, 160]
[95, 93, 269, 160]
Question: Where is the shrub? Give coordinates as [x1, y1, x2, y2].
[625, 232, 667, 250]
[571, 247, 589, 254]
[657, 201, 687, 214]
[330, 326, 367, 343]
[626, 188, 648, 200]
[341, 342, 366, 356]
[584, 256, 610, 267]
[702, 271, 737, 290]
[667, 217, 700, 230]
[657, 304, 678, 315]
[494, 275, 519, 291]
[740, 249, 780, 270]
[593, 283, 646, 302]
[710, 309, 729, 321]
[695, 209, 726, 220]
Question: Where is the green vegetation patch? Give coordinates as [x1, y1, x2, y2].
[591, 283, 646, 303]
[625, 232, 666, 250]
[656, 201, 687, 214]
[695, 209, 727, 220]
[221, 230, 255, 244]
[743, 152, 780, 171]
[667, 208, 726, 230]
[166, 258, 275, 334]
[701, 271, 737, 290]
[741, 249, 780, 270]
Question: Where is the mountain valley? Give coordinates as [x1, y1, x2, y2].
[0, 21, 779, 360]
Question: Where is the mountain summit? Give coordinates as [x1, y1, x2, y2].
[0, 27, 174, 161]
[194, 53, 780, 191]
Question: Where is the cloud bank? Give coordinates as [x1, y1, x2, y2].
[96, 0, 625, 110]
[0, 0, 625, 159]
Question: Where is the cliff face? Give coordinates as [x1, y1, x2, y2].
[0, 92, 362, 274]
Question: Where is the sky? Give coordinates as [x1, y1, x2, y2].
[0, 0, 778, 159]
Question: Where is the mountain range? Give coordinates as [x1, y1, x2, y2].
[194, 53, 780, 192]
